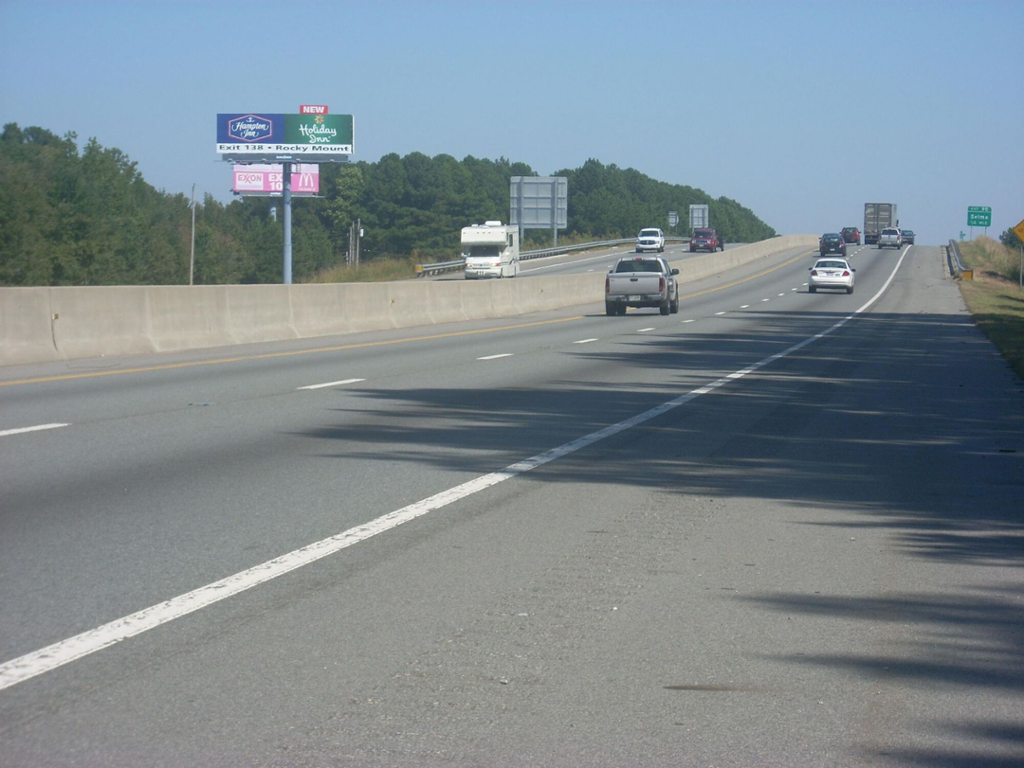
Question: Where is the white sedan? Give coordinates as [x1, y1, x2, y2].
[809, 258, 855, 294]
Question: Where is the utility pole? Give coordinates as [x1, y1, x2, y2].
[189, 184, 196, 286]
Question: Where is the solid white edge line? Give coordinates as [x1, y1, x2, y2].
[477, 353, 513, 360]
[574, 339, 599, 344]
[0, 423, 70, 437]
[297, 378, 365, 390]
[0, 248, 912, 692]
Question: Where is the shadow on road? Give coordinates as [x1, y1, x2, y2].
[298, 305, 1024, 764]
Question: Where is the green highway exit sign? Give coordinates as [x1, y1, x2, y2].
[968, 206, 992, 227]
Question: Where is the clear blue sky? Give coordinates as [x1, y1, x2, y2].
[3, 0, 1022, 245]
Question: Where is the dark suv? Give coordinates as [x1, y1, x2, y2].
[819, 233, 847, 257]
[840, 227, 861, 245]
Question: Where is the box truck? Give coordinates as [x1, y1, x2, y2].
[864, 203, 898, 245]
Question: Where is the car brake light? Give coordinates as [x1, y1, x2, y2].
[810, 270, 818, 276]
[842, 270, 850, 276]
[659, 277, 666, 292]
[605, 277, 610, 294]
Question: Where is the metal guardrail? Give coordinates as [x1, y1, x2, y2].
[414, 236, 690, 277]
[947, 239, 973, 280]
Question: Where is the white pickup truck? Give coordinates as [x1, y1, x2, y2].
[635, 228, 666, 253]
[877, 227, 903, 250]
[605, 256, 679, 316]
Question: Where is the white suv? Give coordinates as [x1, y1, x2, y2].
[635, 228, 665, 253]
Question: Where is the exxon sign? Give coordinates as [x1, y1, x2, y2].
[228, 115, 275, 143]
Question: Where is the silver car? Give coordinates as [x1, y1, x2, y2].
[809, 258, 855, 294]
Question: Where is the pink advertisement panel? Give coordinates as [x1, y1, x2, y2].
[232, 164, 319, 196]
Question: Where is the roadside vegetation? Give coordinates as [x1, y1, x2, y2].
[957, 235, 1024, 380]
[0, 123, 776, 287]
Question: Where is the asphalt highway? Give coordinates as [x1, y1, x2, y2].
[2, 244, 1022, 766]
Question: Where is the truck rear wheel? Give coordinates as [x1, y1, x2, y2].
[660, 300, 670, 316]
[606, 303, 616, 316]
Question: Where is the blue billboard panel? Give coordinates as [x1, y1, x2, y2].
[217, 114, 286, 144]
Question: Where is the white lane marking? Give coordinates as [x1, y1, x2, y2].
[0, 423, 70, 437]
[0, 249, 912, 693]
[778, 293, 786, 297]
[297, 379, 365, 390]
[762, 298, 771, 302]
[478, 353, 513, 360]
[739, 304, 750, 309]
[637, 328, 655, 333]
[682, 319, 696, 323]
[574, 338, 599, 344]
[715, 311, 727, 316]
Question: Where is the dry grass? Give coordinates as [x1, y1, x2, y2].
[958, 237, 1024, 380]
[304, 257, 422, 283]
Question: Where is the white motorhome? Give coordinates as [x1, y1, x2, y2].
[462, 221, 519, 279]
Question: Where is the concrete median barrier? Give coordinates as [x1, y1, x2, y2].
[0, 236, 817, 366]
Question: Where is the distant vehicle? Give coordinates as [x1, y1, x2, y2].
[819, 233, 847, 257]
[809, 257, 856, 294]
[878, 227, 903, 250]
[635, 228, 666, 253]
[605, 256, 679, 316]
[462, 221, 519, 279]
[689, 228, 724, 253]
[901, 229, 915, 245]
[840, 226, 861, 245]
[864, 203, 897, 245]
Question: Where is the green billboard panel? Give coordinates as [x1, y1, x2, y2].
[284, 114, 354, 147]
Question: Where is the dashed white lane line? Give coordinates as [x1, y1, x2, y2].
[574, 338, 599, 344]
[715, 311, 727, 316]
[0, 423, 70, 438]
[761, 298, 771, 302]
[0, 250, 912, 693]
[682, 319, 696, 323]
[478, 353, 513, 360]
[637, 327, 655, 333]
[297, 378, 366, 390]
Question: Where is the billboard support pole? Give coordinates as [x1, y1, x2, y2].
[283, 162, 293, 284]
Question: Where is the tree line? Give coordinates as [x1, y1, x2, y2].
[0, 123, 777, 286]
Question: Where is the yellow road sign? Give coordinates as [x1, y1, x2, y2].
[1013, 218, 1024, 243]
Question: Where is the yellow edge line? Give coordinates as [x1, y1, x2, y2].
[3, 249, 813, 388]
[0, 317, 585, 387]
[678, 250, 811, 301]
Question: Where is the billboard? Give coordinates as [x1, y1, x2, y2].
[232, 164, 319, 197]
[689, 204, 709, 229]
[510, 176, 568, 230]
[216, 113, 354, 161]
